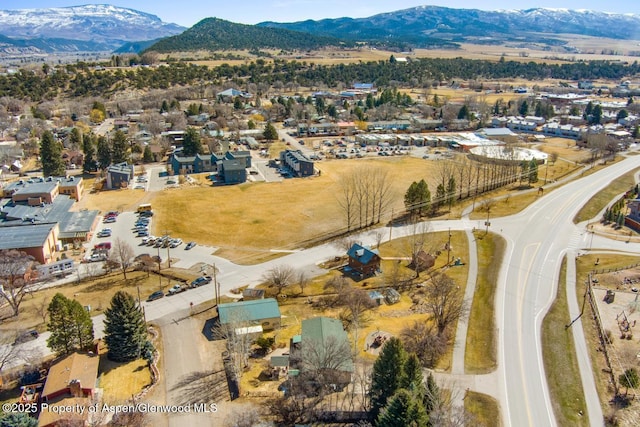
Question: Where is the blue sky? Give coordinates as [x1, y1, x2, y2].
[5, 1, 639, 27]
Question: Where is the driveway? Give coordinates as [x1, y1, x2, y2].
[154, 308, 228, 427]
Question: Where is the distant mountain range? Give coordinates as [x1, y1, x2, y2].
[1, 4, 640, 55]
[259, 6, 640, 47]
[0, 4, 184, 53]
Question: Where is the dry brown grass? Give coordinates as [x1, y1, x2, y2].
[465, 232, 504, 374]
[150, 157, 451, 263]
[465, 391, 502, 427]
[0, 270, 198, 334]
[98, 346, 152, 404]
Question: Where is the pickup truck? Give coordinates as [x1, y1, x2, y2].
[167, 284, 187, 295]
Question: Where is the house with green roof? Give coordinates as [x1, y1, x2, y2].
[217, 298, 281, 331]
[288, 317, 354, 390]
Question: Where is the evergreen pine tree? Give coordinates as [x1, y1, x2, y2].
[424, 373, 440, 413]
[104, 291, 149, 362]
[82, 133, 97, 172]
[96, 135, 111, 169]
[446, 176, 456, 208]
[263, 122, 278, 140]
[376, 389, 428, 427]
[182, 127, 203, 156]
[111, 130, 129, 163]
[0, 412, 38, 427]
[457, 105, 469, 120]
[40, 130, 65, 177]
[143, 145, 154, 163]
[47, 293, 75, 355]
[69, 127, 82, 150]
[369, 337, 407, 419]
[400, 353, 425, 397]
[434, 183, 446, 212]
[519, 100, 529, 116]
[47, 293, 94, 355]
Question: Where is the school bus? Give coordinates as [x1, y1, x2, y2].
[137, 203, 152, 213]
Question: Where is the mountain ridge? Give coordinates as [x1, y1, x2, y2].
[0, 4, 184, 53]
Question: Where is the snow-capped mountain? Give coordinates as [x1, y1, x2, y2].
[259, 6, 640, 46]
[0, 4, 184, 52]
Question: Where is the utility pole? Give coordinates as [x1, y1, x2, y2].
[213, 263, 219, 306]
[136, 285, 146, 323]
[485, 205, 491, 235]
[389, 208, 394, 242]
[447, 227, 452, 266]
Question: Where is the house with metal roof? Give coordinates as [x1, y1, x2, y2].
[289, 317, 354, 389]
[217, 298, 281, 331]
[346, 243, 381, 279]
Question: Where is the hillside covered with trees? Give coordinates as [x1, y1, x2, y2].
[146, 18, 346, 53]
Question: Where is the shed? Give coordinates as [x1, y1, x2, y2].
[217, 298, 281, 331]
[383, 288, 401, 305]
[368, 290, 385, 306]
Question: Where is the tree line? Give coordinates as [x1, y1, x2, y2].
[2, 56, 639, 101]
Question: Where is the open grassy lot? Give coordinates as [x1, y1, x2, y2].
[573, 168, 638, 223]
[0, 270, 198, 334]
[465, 232, 504, 374]
[542, 257, 589, 427]
[465, 391, 502, 427]
[151, 157, 450, 263]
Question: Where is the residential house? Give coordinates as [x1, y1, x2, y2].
[105, 162, 134, 189]
[289, 317, 354, 389]
[280, 150, 314, 177]
[217, 159, 247, 184]
[217, 298, 281, 331]
[346, 243, 381, 279]
[39, 351, 99, 427]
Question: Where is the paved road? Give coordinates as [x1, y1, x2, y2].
[490, 156, 640, 427]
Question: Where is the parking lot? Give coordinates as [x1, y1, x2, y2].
[85, 210, 217, 272]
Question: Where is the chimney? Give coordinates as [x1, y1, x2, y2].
[68, 379, 83, 397]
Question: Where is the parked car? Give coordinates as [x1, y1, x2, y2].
[103, 217, 116, 223]
[88, 253, 107, 263]
[139, 211, 154, 217]
[168, 284, 186, 295]
[97, 229, 111, 238]
[106, 211, 119, 217]
[185, 241, 197, 250]
[13, 330, 39, 345]
[191, 276, 212, 287]
[137, 230, 149, 237]
[94, 242, 111, 250]
[147, 290, 164, 302]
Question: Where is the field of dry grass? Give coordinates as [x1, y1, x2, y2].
[0, 270, 199, 334]
[150, 157, 451, 259]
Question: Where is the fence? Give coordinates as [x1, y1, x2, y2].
[586, 273, 618, 395]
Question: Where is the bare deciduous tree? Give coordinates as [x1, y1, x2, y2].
[425, 273, 468, 336]
[0, 249, 39, 317]
[338, 166, 394, 231]
[212, 309, 255, 385]
[400, 321, 448, 367]
[263, 265, 295, 297]
[296, 270, 309, 295]
[110, 238, 134, 280]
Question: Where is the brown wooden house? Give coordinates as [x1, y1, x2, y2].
[346, 244, 381, 279]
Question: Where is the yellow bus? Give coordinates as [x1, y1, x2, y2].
[137, 203, 152, 213]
